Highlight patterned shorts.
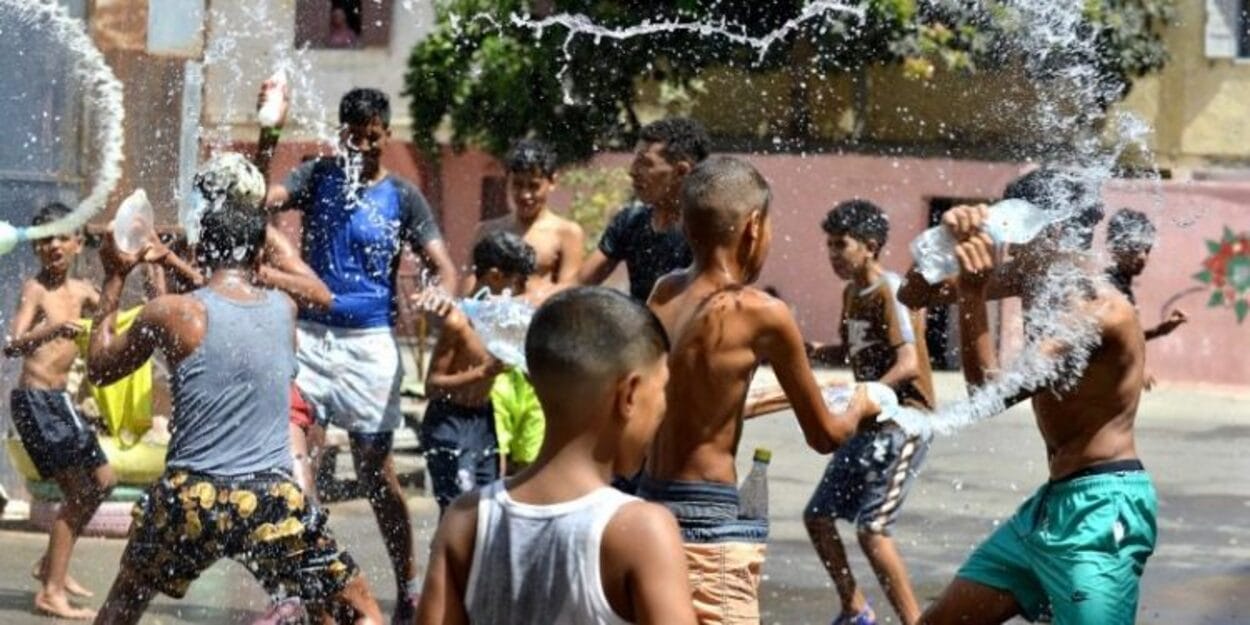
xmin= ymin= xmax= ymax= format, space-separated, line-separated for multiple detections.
xmin=122 ymin=471 xmax=359 ymax=601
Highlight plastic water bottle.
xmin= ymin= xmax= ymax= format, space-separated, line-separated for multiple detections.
xmin=738 ymin=448 xmax=771 ymax=520
xmin=822 ymin=382 xmax=899 ymax=416
xmin=257 ymin=69 xmax=288 ymax=128
xmin=112 ymin=189 xmax=155 ymax=254
xmin=910 ymin=199 xmax=1054 ymax=284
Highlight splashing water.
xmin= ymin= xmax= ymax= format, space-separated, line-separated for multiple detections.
xmin=459 ymin=292 xmax=536 ymax=372
xmin=0 ymin=0 xmax=124 ymax=255
xmin=504 ymin=2 xmax=1163 ymax=436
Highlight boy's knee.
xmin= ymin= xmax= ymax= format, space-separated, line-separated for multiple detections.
xmin=803 ymin=511 xmax=835 ymax=534
xmin=856 ymin=525 xmax=889 ymax=546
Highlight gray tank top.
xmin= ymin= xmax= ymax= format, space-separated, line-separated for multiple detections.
xmin=167 ymin=287 xmax=296 ymax=476
xmin=465 ymin=481 xmax=636 ymax=625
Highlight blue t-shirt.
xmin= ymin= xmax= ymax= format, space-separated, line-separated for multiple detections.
xmin=598 ymin=201 xmax=692 ymax=302
xmin=285 ymin=159 xmax=443 ymax=328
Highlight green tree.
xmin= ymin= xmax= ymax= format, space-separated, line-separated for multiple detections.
xmin=404 ymin=0 xmax=1174 ymax=162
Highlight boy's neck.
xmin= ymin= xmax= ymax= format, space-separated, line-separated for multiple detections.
xmin=691 ymin=248 xmax=749 ymax=287
xmin=510 ymin=427 xmax=616 ymax=503
xmin=515 ymin=206 xmax=548 ymax=228
xmin=36 ymin=267 xmax=69 ymax=288
xmin=851 ymin=261 xmax=883 ymax=290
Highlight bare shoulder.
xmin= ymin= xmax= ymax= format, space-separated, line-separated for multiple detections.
xmin=1088 ymin=285 xmax=1142 ymax=345
xmin=602 ymin=500 xmax=682 ymax=555
xmin=554 ymin=213 xmax=585 ymax=237
xmin=740 ymin=286 xmax=795 ymax=325
xmin=647 ymin=270 xmax=691 ymax=307
xmin=19 ymin=278 xmax=46 ymax=302
xmin=140 ymin=293 xmax=201 ymax=325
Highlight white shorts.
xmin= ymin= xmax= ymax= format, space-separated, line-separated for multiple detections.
xmin=295 ymin=321 xmax=404 ymax=434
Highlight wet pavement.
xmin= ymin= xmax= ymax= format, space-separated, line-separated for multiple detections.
xmin=0 ymin=372 xmax=1246 ymax=624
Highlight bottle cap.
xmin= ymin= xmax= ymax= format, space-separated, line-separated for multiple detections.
xmin=753 ymin=448 xmax=772 ymax=463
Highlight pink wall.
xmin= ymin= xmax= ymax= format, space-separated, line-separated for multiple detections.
xmin=265 ymin=143 xmax=1247 ymax=388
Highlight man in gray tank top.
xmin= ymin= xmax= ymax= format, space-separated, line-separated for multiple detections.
xmin=86 ymin=176 xmax=383 ymax=624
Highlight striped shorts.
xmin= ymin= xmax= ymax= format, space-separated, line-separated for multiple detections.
xmin=805 ymin=426 xmax=929 ymax=535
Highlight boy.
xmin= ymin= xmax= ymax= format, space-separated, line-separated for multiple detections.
xmin=578 ymin=118 xmax=709 ymax=302
xmin=4 ymin=202 xmax=113 ymax=620
xmin=262 ymin=87 xmax=457 ymax=617
xmin=416 ymin=287 xmax=697 ymax=625
xmin=87 ymin=173 xmax=382 ymax=624
xmin=470 ymin=139 xmax=585 ymax=297
xmin=804 ymin=200 xmax=934 ymax=625
xmin=1105 ymin=208 xmax=1187 ymax=340
xmin=642 ymin=156 xmax=878 ymax=624
xmin=913 ymin=169 xmax=1156 ymax=625
xmin=420 ymin=231 xmax=536 ymax=512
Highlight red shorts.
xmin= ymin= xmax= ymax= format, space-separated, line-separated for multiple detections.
xmin=289 ymin=385 xmax=314 ymax=429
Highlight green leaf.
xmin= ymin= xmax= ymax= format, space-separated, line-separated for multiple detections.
xmin=1208 ymin=290 xmax=1225 ymax=307
xmin=1237 ymin=300 xmax=1249 ymax=323
xmin=1224 ymin=226 xmax=1236 ymax=243
xmin=1206 ymin=239 xmax=1223 ymax=255
xmin=1194 ymin=270 xmax=1212 ymax=284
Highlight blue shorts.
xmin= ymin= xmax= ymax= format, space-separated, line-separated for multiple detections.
xmin=10 ymin=389 xmax=108 ymax=479
xmin=638 ymin=475 xmax=768 ymax=544
xmin=805 ymin=426 xmax=929 ymax=534
xmin=419 ymin=399 xmax=498 ymax=512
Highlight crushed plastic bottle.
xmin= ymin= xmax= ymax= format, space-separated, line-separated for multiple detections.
xmin=112 ymin=189 xmax=154 ymax=254
xmin=458 ymin=292 xmax=535 ymax=372
xmin=910 ymin=199 xmax=1056 ymax=284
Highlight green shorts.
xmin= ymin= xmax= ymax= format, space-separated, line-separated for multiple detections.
xmin=957 ymin=462 xmax=1156 ymax=624
xmin=490 ymin=368 xmax=545 ymax=465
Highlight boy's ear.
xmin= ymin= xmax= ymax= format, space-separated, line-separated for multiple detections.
xmin=614 ymin=371 xmax=644 ymax=424
xmin=866 ymin=239 xmax=881 ymax=257
xmin=673 ymin=160 xmax=693 ymax=178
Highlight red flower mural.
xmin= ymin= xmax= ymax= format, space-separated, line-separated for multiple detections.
xmin=1194 ymin=227 xmax=1250 ymax=323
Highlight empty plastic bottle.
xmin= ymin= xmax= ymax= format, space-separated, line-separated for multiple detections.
xmin=738 ymin=448 xmax=771 ymax=520
xmin=112 ymin=189 xmax=154 ymax=254
xmin=910 ymin=198 xmax=1055 ymax=284
xmin=257 ymin=69 xmax=288 ymax=128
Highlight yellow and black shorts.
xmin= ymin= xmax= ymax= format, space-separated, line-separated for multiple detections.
xmin=122 ymin=470 xmax=358 ymax=602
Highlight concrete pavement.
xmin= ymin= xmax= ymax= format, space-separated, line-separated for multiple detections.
xmin=0 ymin=372 xmax=1245 ymax=624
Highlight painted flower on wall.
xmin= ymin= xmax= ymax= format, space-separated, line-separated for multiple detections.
xmin=1194 ymin=227 xmax=1250 ymax=323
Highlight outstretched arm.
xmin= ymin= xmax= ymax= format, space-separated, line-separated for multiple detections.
xmin=576 ymin=249 xmax=619 ymax=286
xmin=1144 ymin=309 xmax=1187 ymax=341
xmin=756 ymin=301 xmax=876 ymax=453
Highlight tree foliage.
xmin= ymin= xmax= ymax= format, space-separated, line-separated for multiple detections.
xmin=404 ymin=0 xmax=1175 ymax=162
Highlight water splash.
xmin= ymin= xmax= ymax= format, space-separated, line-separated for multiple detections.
xmin=459 ymin=291 xmax=535 ymax=372
xmin=0 ymin=0 xmax=124 ymax=254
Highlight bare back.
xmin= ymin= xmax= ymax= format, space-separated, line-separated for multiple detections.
xmin=1026 ymin=284 xmax=1145 ymax=478
xmin=646 ymin=272 xmax=777 ymax=485
xmin=426 ymin=310 xmax=497 ymax=407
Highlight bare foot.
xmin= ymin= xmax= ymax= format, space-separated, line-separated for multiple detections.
xmin=31 ymin=560 xmax=94 ymax=598
xmin=33 ymin=590 xmax=96 ymax=620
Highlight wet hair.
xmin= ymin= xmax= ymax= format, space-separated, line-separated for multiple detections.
xmin=31 ymin=202 xmax=73 ymax=228
xmin=196 ymin=207 xmax=266 ymax=269
xmin=821 ymin=200 xmax=889 ymax=258
xmin=1106 ymin=208 xmax=1155 ymax=253
xmin=526 ymin=287 xmax=670 ymax=396
xmin=639 ymin=117 xmax=711 ymax=165
xmin=681 ymin=155 xmax=771 ymax=246
xmin=472 ymin=230 xmax=537 ymax=278
xmin=339 ymin=88 xmax=390 ymax=127
xmin=1003 ymin=168 xmax=1104 ymax=249
xmin=505 ymin=139 xmax=558 ymax=178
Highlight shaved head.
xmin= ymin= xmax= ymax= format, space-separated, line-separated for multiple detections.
xmin=681 ymin=155 xmax=771 ymax=248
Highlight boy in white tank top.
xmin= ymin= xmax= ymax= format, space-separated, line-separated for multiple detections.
xmin=416 ymin=287 xmax=697 ymax=625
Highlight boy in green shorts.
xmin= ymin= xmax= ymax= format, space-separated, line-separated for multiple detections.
xmin=908 ymin=169 xmax=1156 ymax=625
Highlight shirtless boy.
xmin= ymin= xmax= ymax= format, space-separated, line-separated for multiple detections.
xmin=470 ymin=139 xmax=584 ymax=298
xmin=88 ymin=194 xmax=381 ymax=624
xmin=907 ymin=169 xmax=1156 ymax=625
xmin=3 ymin=203 xmax=113 ymax=619
xmin=417 ymin=231 xmax=536 ymax=512
xmin=642 ymin=156 xmax=877 ymax=623
xmin=417 ymin=287 xmax=696 ymax=625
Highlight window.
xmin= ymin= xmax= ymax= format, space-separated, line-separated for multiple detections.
xmin=295 ymin=0 xmax=393 ymax=50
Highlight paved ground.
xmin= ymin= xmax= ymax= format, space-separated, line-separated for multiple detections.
xmin=0 ymin=372 xmax=1246 ymax=624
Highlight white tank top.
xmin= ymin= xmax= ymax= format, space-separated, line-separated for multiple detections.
xmin=465 ymin=480 xmax=636 ymax=625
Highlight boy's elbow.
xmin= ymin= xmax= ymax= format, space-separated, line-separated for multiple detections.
xmin=805 ymin=432 xmax=837 ymax=455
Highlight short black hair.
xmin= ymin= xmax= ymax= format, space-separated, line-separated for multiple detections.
xmin=473 ymin=230 xmax=537 ymax=278
xmin=681 ymin=155 xmax=771 ymax=246
xmin=505 ymin=139 xmax=557 ymax=178
xmin=1003 ymin=168 xmax=1104 ymax=249
xmin=821 ymin=200 xmax=889 ymax=258
xmin=526 ymin=287 xmax=670 ymax=394
xmin=1107 ymin=208 xmax=1156 ymax=252
xmin=32 ymin=202 xmax=73 ymax=228
xmin=339 ymin=88 xmax=390 ymax=127
xmin=639 ymin=117 xmax=710 ymax=165
xmin=196 ymin=207 xmax=266 ymax=269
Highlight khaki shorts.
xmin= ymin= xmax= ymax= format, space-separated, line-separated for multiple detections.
xmin=683 ymin=542 xmax=767 ymax=625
